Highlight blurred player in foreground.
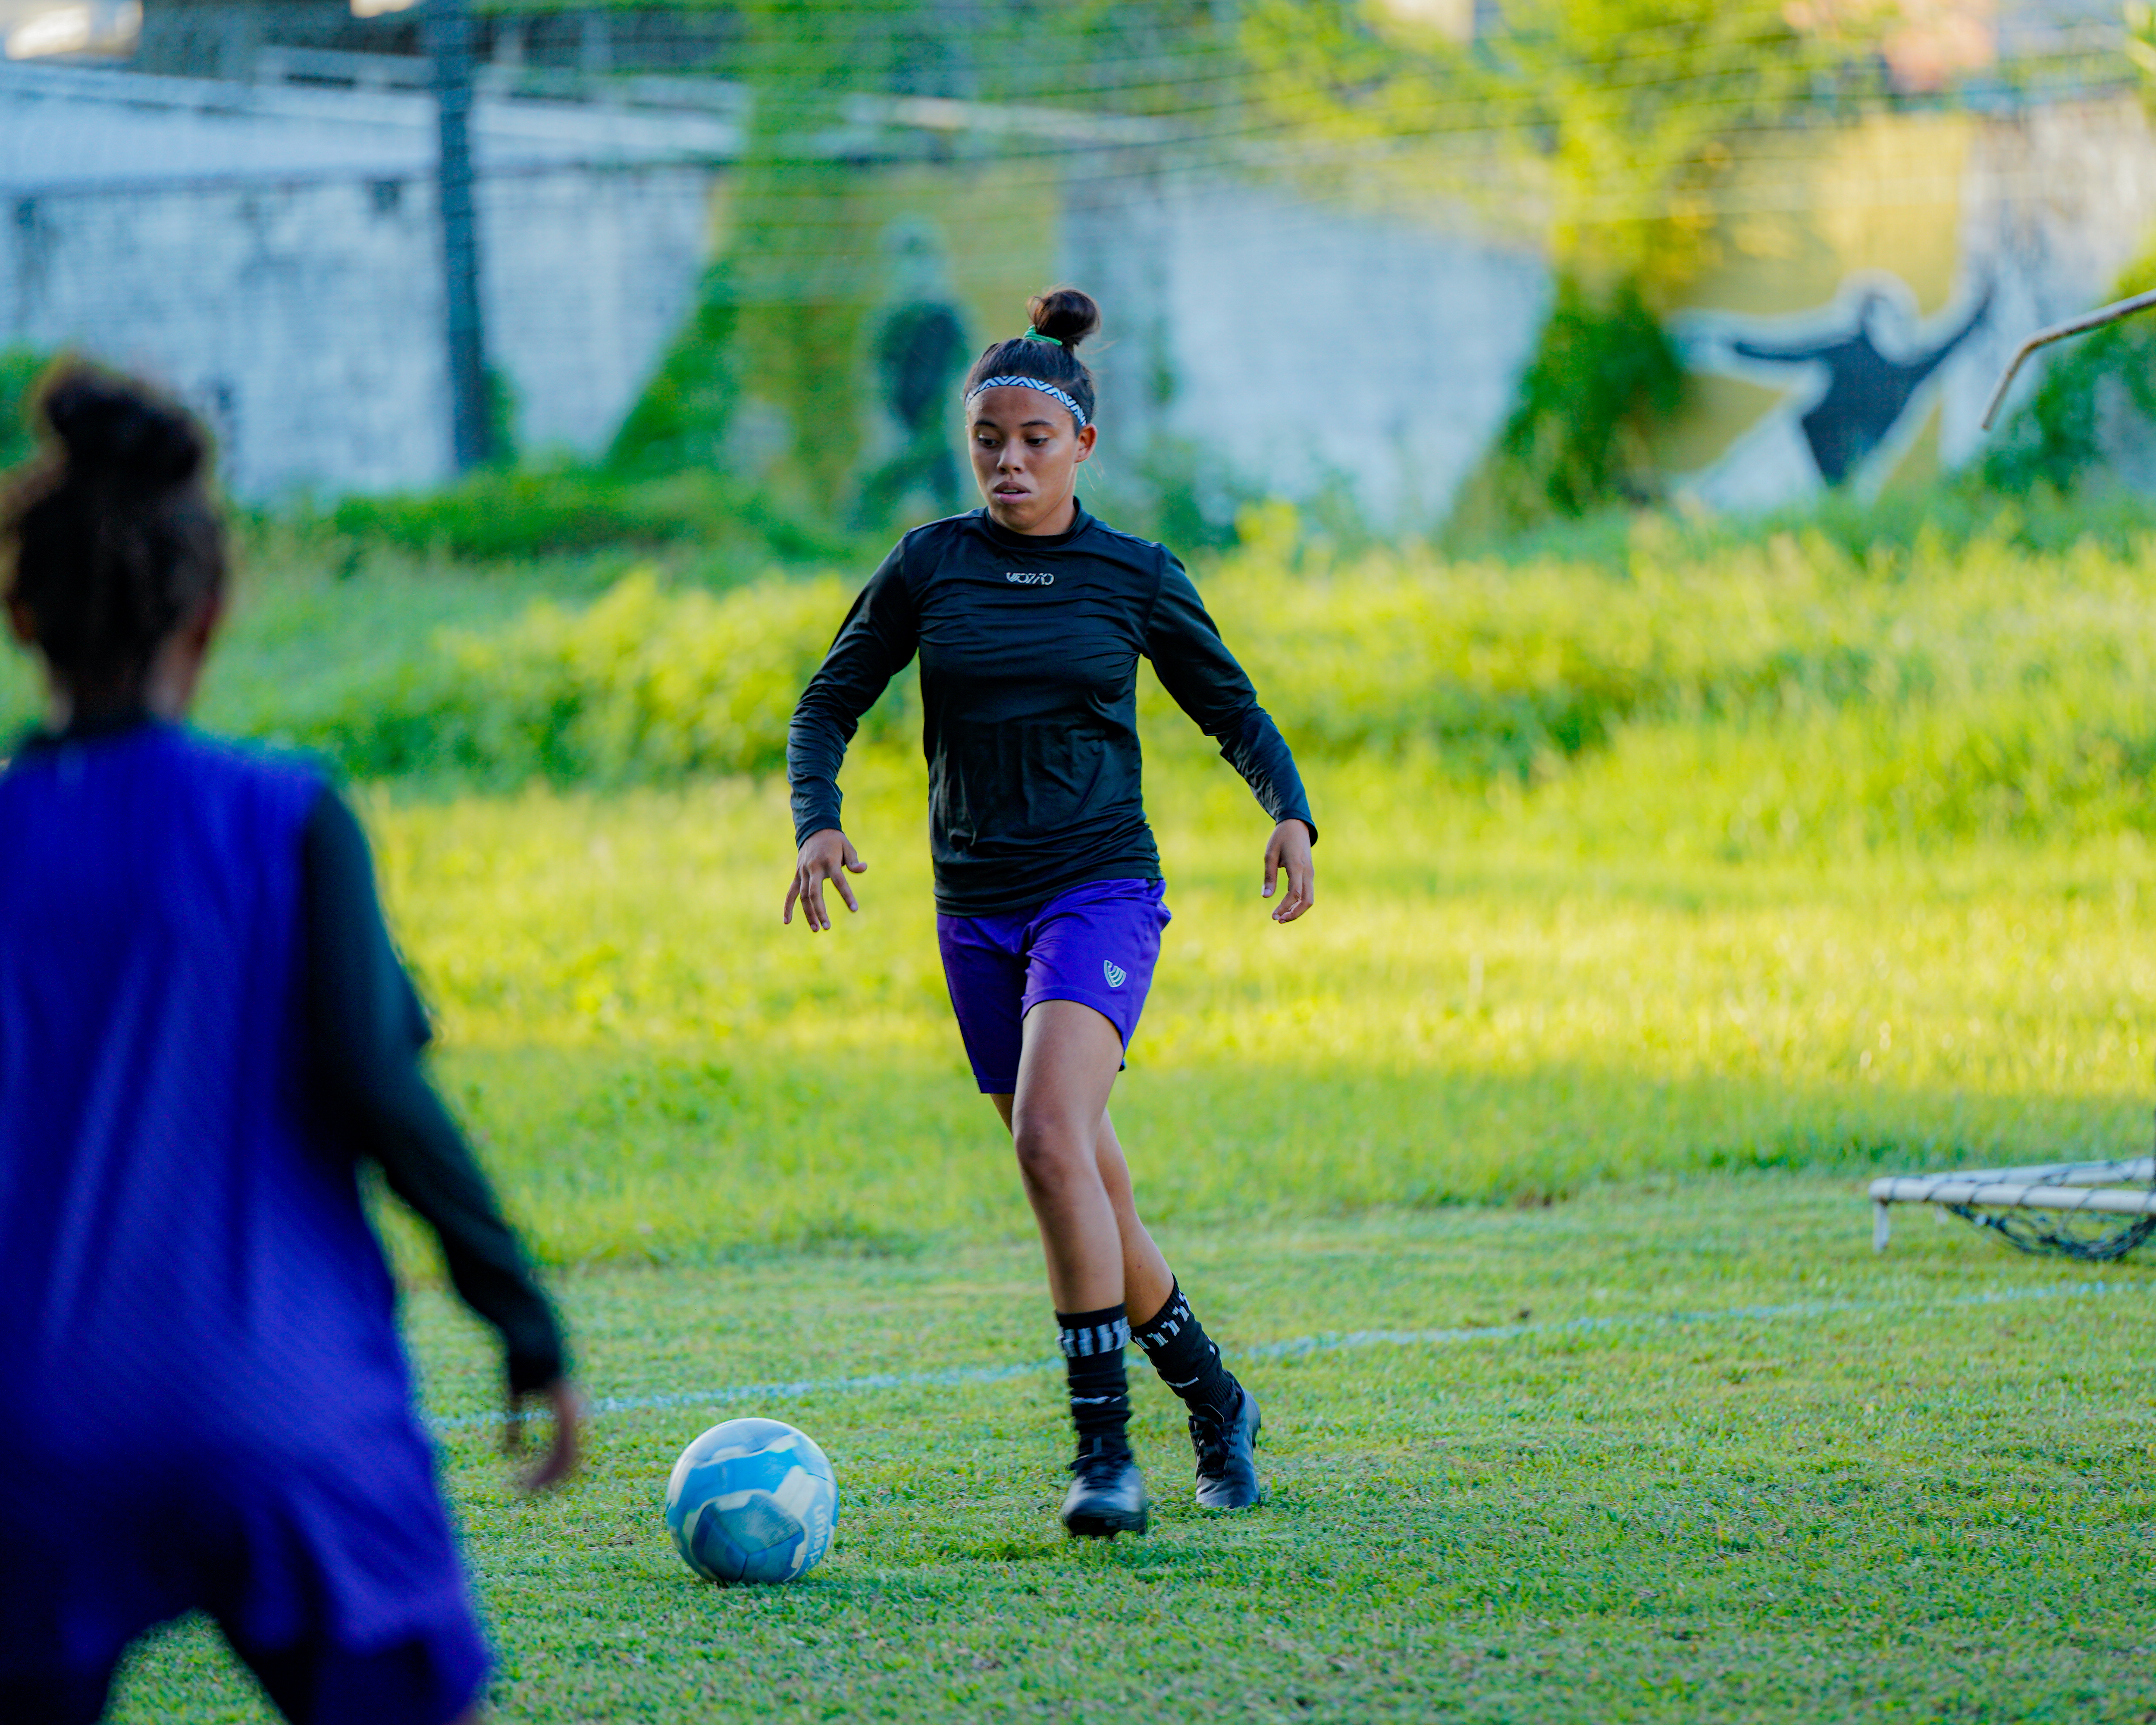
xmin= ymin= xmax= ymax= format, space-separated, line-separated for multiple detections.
xmin=0 ymin=366 xmax=579 ymax=1725
xmin=785 ymin=287 xmax=1317 ymax=1538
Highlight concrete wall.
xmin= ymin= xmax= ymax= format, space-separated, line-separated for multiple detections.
xmin=10 ymin=176 xmax=456 ymax=494
xmin=12 ymin=56 xmax=2156 ymax=518
xmin=0 ymin=61 xmax=721 ymax=497
xmin=0 ymin=60 xmax=1551 ymax=522
xmin=1066 ymin=172 xmax=1549 ymax=527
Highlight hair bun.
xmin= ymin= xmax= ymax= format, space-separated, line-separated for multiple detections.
xmin=1027 ymin=286 xmax=1101 ymax=351
xmin=41 ymin=367 xmax=205 ymax=488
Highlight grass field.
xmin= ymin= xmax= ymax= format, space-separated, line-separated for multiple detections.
xmin=329 ymin=749 xmax=2156 ymax=1264
xmin=89 ymin=749 xmax=2156 ymax=1723
xmin=107 ymin=1186 xmax=2156 ymax=1722
xmin=27 ymin=506 xmax=2156 ymax=1719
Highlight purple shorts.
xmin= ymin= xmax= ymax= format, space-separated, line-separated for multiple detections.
xmin=937 ymin=878 xmax=1172 ymax=1094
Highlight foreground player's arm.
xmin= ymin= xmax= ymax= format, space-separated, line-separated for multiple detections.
xmin=301 ymin=788 xmax=577 ymax=1484
xmin=1144 ymin=557 xmax=1318 ymax=922
xmin=783 ymin=542 xmax=919 ymax=930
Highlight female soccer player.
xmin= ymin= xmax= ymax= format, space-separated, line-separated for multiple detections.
xmin=0 ymin=367 xmax=578 ymax=1725
xmin=784 ymin=288 xmax=1316 ymax=1538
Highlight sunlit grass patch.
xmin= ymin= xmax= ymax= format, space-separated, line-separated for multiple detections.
xmin=337 ymin=751 xmax=2156 ymax=1267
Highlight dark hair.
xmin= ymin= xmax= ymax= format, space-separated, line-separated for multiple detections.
xmin=3 ymin=363 xmax=225 ymax=689
xmin=962 ymin=286 xmax=1102 ymax=427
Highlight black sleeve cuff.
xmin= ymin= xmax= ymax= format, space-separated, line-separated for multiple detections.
xmin=506 ymin=1329 xmax=567 ymax=1396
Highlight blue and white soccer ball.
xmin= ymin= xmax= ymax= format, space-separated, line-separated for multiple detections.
xmin=664 ymin=1417 xmax=838 ymax=1586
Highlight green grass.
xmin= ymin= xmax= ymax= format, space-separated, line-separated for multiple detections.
xmin=27 ymin=496 xmax=2156 ymax=839
xmin=23 ymin=503 xmax=2156 ymax=1718
xmin=329 ymin=750 xmax=2156 ymax=1264
xmin=103 ymin=1185 xmax=2156 ymax=1722
xmin=88 ymin=744 xmax=2156 ymax=1718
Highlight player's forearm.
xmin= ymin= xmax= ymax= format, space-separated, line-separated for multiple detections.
xmin=784 ymin=718 xmax=849 ymax=847
xmin=1217 ymin=708 xmax=1317 ymax=841
xmin=302 ymin=786 xmax=565 ymax=1391
xmin=367 ymin=1081 xmax=566 ymax=1394
xmin=786 ymin=662 xmax=884 ymax=846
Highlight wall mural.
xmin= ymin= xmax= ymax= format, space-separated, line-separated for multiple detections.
xmin=1672 ymin=273 xmax=1993 ymax=510
xmin=856 ymin=221 xmax=972 ymax=523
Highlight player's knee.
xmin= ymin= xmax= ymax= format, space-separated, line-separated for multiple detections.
xmin=1010 ymin=1113 xmax=1091 ymax=1191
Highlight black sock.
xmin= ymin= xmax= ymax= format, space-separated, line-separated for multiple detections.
xmin=1131 ymin=1280 xmax=1241 ymax=1424
xmin=1055 ymin=1304 xmax=1132 ymax=1455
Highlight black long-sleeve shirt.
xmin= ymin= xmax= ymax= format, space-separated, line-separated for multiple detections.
xmin=300 ymin=788 xmax=565 ymax=1394
xmin=787 ymin=505 xmax=1316 ymax=916
xmin=15 ymin=715 xmax=565 ymax=1393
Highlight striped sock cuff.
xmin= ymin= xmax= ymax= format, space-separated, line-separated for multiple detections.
xmin=1056 ymin=1305 xmax=1132 ymax=1359
xmin=1132 ymin=1283 xmax=1195 ymax=1354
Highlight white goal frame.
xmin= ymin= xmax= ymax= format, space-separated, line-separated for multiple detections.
xmin=1869 ymin=1157 xmax=2156 ymax=1251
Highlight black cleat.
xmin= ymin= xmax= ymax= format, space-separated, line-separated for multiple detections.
xmin=1060 ymin=1439 xmax=1150 ymax=1538
xmin=1191 ymin=1385 xmax=1265 ymax=1511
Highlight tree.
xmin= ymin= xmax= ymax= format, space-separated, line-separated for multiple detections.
xmin=1242 ymin=0 xmax=1886 ymax=525
xmin=1241 ymin=0 xmax=1877 ymax=294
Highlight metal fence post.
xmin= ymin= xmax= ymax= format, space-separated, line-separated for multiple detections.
xmin=426 ymin=0 xmax=491 ymax=472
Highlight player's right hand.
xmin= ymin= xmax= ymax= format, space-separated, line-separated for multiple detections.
xmin=784 ymin=828 xmax=866 ymax=932
xmin=507 ymin=1378 xmax=583 ymax=1493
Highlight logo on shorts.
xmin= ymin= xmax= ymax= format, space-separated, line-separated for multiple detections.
xmin=1006 ymin=571 xmax=1055 ymax=585
xmin=1103 ymin=960 xmax=1127 ymax=988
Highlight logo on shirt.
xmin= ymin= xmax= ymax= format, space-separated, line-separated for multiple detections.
xmin=1103 ymin=960 xmax=1127 ymax=988
xmin=1006 ymin=571 xmax=1056 ymax=586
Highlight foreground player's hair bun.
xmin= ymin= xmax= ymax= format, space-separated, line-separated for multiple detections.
xmin=963 ymin=284 xmax=1104 ymax=427
xmin=4 ymin=363 xmax=226 ymax=685
xmin=1026 ymin=287 xmax=1102 ymax=351
xmin=43 ymin=369 xmax=207 ymax=490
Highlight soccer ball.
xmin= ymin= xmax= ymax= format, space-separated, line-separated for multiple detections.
xmin=664 ymin=1417 xmax=838 ymax=1585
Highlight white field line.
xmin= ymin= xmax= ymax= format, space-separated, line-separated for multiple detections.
xmin=433 ymin=1276 xmax=2156 ymax=1432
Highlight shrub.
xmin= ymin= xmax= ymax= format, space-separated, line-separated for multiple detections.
xmin=1449 ymin=275 xmax=1685 ymax=536
xmin=300 ymin=569 xmax=914 ymax=784
xmin=91 ymin=499 xmax=2156 ymax=865
xmin=0 ymin=345 xmax=51 ymax=469
xmin=1982 ymin=248 xmax=2156 ymax=497
xmin=322 ymin=467 xmax=865 ymax=568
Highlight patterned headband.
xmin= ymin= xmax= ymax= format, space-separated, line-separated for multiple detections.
xmin=964 ymin=374 xmax=1089 ymax=430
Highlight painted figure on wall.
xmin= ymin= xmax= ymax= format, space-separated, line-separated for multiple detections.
xmin=1727 ymin=284 xmax=1992 ymax=485
xmin=1676 ymin=274 xmax=1992 ymax=508
xmin=858 ymin=223 xmax=970 ymax=523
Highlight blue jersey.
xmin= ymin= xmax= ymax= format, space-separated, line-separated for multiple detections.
xmin=0 ymin=722 xmax=484 ymax=1713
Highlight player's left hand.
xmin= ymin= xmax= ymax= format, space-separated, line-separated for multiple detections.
xmin=1262 ymin=819 xmax=1315 ymax=923
xmin=505 ymin=1377 xmax=583 ymax=1493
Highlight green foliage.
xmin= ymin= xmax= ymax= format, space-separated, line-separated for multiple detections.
xmin=1451 ymin=275 xmax=1685 ymax=532
xmin=0 ymin=345 xmax=51 ymax=470
xmin=18 ymin=497 xmax=2156 ymax=870
xmin=1242 ymin=0 xmax=1874 ymax=290
xmin=1446 ymin=471 xmax=2156 ymax=569
xmin=611 ymin=261 xmax=743 ymax=476
xmin=1981 ymin=248 xmax=2156 ymax=496
xmin=1201 ymin=511 xmax=2156 ymax=850
xmin=286 ymin=569 xmax=913 ymax=784
xmin=318 ymin=466 xmax=861 ymax=568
